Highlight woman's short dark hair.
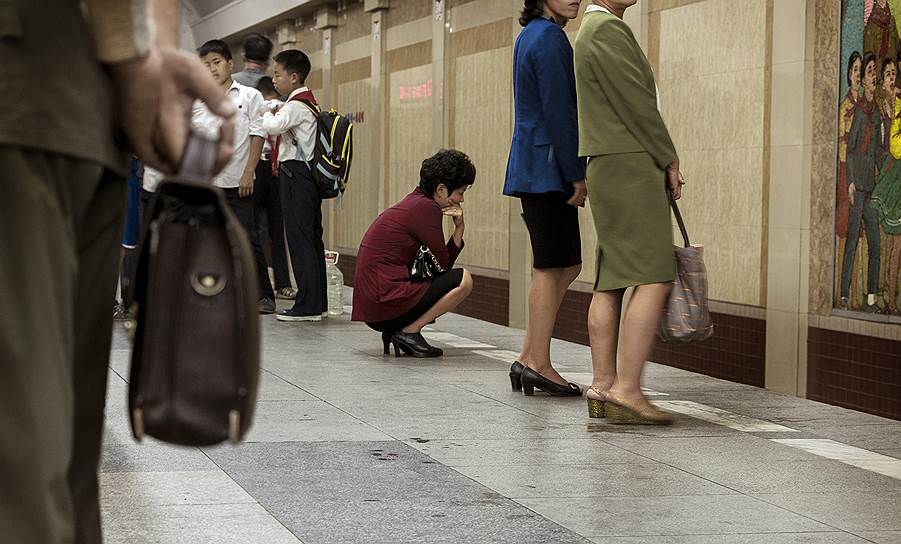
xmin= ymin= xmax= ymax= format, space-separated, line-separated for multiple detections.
xmin=419 ymin=149 xmax=476 ymax=198
xmin=520 ymin=0 xmax=546 ymax=27
xmin=243 ymin=34 xmax=273 ymax=63
xmin=847 ymin=51 xmax=862 ymax=86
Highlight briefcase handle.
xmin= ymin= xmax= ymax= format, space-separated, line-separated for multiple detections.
xmin=177 ymin=129 xmax=218 ymax=184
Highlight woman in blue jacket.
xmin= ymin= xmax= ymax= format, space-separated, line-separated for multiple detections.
xmin=504 ymin=0 xmax=585 ymax=397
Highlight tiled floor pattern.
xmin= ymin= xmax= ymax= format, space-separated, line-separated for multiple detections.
xmin=101 ymin=293 xmax=901 ymax=543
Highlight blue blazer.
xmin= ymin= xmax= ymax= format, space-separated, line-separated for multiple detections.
xmin=503 ymin=18 xmax=585 ymax=196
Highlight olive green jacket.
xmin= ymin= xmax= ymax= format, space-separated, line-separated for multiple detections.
xmin=574 ymin=11 xmax=677 ymax=169
xmin=0 ymin=0 xmax=126 ymax=173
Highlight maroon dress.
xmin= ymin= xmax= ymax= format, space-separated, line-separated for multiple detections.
xmin=352 ymin=188 xmax=463 ymax=323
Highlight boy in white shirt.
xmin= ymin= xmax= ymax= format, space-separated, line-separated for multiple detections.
xmin=262 ymin=49 xmax=326 ymax=322
xmin=197 ymin=40 xmax=277 ymax=314
xmin=253 ymin=77 xmax=295 ymax=301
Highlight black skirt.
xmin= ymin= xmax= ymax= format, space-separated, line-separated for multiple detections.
xmin=366 ymin=268 xmax=465 ymax=333
xmin=520 ymin=191 xmax=582 ymax=269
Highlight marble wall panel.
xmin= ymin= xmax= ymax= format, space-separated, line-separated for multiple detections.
xmin=387 ymin=0 xmax=432 ymax=28
xmin=387 ymin=64 xmax=434 ymax=209
xmin=448 ymin=47 xmax=513 ymax=271
xmin=808 ymin=0 xmax=840 ymax=316
xmin=335 ymin=1 xmax=371 ymax=43
xmin=654 ymin=0 xmax=769 ymax=306
xmin=334 ymin=78 xmax=375 ymax=251
xmin=656 ymin=0 xmax=767 ymax=83
xmin=296 ymin=19 xmax=322 ymax=55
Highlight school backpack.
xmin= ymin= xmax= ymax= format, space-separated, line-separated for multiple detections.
xmin=290 ymin=96 xmax=353 ymax=199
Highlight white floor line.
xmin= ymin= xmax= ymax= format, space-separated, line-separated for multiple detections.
xmin=421 ymin=331 xmax=496 ymax=349
xmin=772 ymin=438 xmax=901 ymax=480
xmin=653 ymin=400 xmax=801 ymax=433
xmin=471 ymin=349 xmax=520 ymax=364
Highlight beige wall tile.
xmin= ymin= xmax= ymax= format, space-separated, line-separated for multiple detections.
xmin=448 ymin=0 xmax=512 ymax=34
xmin=769 ymin=145 xmax=807 ymax=230
xmin=386 ymin=17 xmax=432 ymax=51
xmin=653 ymin=0 xmax=769 ymax=306
xmin=449 ymin=47 xmax=513 ymax=271
xmin=770 ymin=61 xmax=814 ymax=147
xmin=387 ymin=65 xmax=434 ymax=209
xmin=656 ymin=0 xmax=766 ymax=82
xmin=765 ymin=308 xmax=801 ymax=393
xmin=767 ymin=226 xmax=803 ymax=313
xmin=335 ymin=35 xmax=371 ymax=65
xmin=334 ymin=79 xmax=376 ymax=251
xmin=771 ymin=0 xmax=808 ymax=65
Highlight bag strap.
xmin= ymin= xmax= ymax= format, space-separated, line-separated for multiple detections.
xmin=176 ymin=129 xmax=218 ymax=185
xmin=667 ymin=188 xmax=691 ymax=248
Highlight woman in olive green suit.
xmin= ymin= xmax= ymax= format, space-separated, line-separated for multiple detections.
xmin=574 ymin=0 xmax=685 ymax=424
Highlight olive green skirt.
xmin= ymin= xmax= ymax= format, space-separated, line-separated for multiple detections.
xmin=586 ymin=152 xmax=675 ymax=291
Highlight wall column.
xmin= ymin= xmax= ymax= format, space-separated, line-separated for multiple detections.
xmin=366 ymin=1 xmax=389 ymax=222
xmin=432 ymin=0 xmax=447 ymax=150
xmin=317 ymin=9 xmax=336 ymax=248
xmin=507 ymin=0 xmax=530 ymax=330
xmin=764 ymin=0 xmax=815 ymax=395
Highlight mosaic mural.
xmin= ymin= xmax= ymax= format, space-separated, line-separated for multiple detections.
xmin=836 ymin=0 xmax=901 ymax=315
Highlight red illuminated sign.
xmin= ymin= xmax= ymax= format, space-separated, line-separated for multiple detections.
xmin=399 ymin=79 xmax=433 ymax=102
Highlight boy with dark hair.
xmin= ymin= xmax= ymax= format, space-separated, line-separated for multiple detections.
xmin=254 ymin=76 xmax=296 ymax=300
xmin=233 ymin=33 xmax=273 ymax=88
xmin=197 ymin=39 xmax=278 ymax=314
xmin=262 ymin=49 xmax=326 ymax=321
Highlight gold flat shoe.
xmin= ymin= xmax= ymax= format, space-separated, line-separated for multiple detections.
xmin=586 ymin=387 xmax=609 ymax=419
xmin=604 ymin=393 xmax=673 ymax=425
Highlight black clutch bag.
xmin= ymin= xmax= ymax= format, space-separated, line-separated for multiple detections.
xmin=409 ymin=245 xmax=445 ymax=280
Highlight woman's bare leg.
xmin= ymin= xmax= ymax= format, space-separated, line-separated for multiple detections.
xmin=518 ymin=264 xmax=581 ymax=384
xmin=401 ymin=269 xmax=474 ymax=333
xmin=607 ymin=282 xmax=671 ymax=403
xmin=587 ymin=289 xmax=624 ymax=391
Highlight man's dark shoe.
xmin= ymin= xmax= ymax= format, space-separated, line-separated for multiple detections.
xmin=259 ymin=298 xmax=276 ymax=314
xmin=276 ymin=308 xmax=322 ymax=322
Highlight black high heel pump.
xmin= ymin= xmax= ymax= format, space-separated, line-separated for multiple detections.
xmin=519 ymin=366 xmax=581 ymax=397
xmin=388 ymin=331 xmax=443 ymax=358
xmin=509 ymin=361 xmax=525 ymax=391
xmin=382 ymin=332 xmax=393 ymax=355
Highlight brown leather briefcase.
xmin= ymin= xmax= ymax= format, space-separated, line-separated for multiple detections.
xmin=128 ymin=132 xmax=260 ymax=446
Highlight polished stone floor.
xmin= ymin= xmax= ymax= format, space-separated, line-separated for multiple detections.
xmin=102 ymin=292 xmax=901 ymax=543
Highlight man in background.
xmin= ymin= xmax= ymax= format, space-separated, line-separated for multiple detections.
xmin=0 ymin=1 xmax=234 ymax=542
xmin=233 ymin=33 xmax=274 ymax=88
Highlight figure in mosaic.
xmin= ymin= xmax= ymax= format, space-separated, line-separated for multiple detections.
xmin=865 ymin=0 xmax=898 ymax=58
xmin=837 ymin=51 xmax=862 ymax=296
xmin=872 ymin=56 xmax=901 ymax=313
xmin=836 ymin=1 xmax=901 ymax=315
xmin=842 ymin=52 xmax=884 ymax=312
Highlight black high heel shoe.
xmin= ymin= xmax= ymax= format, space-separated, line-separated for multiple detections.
xmin=382 ymin=332 xmax=393 ymax=355
xmin=509 ymin=362 xmax=524 ymax=391
xmin=390 ymin=331 xmax=443 ymax=358
xmin=519 ymin=366 xmax=582 ymax=397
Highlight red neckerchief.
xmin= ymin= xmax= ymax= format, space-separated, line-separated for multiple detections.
xmin=271 ymin=89 xmax=319 ymax=176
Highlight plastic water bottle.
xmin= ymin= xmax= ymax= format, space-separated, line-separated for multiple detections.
xmin=325 ymin=251 xmax=344 ymax=316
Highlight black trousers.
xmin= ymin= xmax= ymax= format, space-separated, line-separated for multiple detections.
xmin=841 ymin=190 xmax=881 ymax=298
xmin=224 ymin=188 xmax=275 ymax=300
xmin=280 ymin=161 xmax=327 ymax=314
xmin=253 ymin=160 xmax=291 ymax=290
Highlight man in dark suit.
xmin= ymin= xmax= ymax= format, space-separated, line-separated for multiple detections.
xmin=842 ymin=52 xmax=883 ymax=312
